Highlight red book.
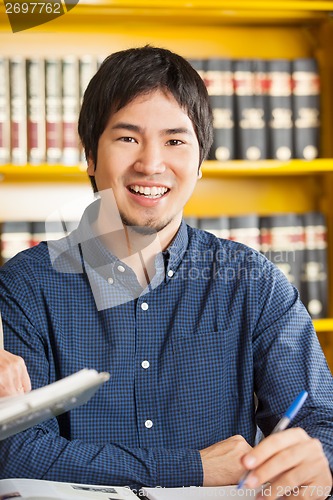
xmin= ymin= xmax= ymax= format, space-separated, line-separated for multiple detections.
xmin=26 ymin=58 xmax=46 ymax=165
xmin=267 ymin=59 xmax=293 ymax=160
xmin=292 ymin=58 xmax=320 ymax=160
xmin=9 ymin=57 xmax=27 ymax=165
xmin=45 ymin=58 xmax=62 ymax=164
xmin=62 ymin=56 xmax=80 ymax=165
xmin=0 ymin=57 xmax=10 ymax=165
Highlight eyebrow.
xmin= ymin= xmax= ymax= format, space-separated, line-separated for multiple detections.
xmin=111 ymin=122 xmax=193 ymax=136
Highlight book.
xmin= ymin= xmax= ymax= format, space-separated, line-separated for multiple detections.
xmin=62 ymin=56 xmax=80 ymax=165
xmin=0 ymin=482 xmax=258 ymax=500
xmin=229 ymin=214 xmax=260 ymax=251
xmin=0 ymin=221 xmax=32 ymax=263
xmin=9 ymin=57 xmax=27 ymax=165
xmin=79 ymin=55 xmax=97 ymax=165
xmin=267 ymin=59 xmax=293 ymax=160
xmin=260 ymin=213 xmax=305 ymax=293
xmin=198 ymin=216 xmax=230 ymax=239
xmin=0 ymin=368 xmax=110 ymax=440
xmin=292 ymin=58 xmax=320 ymax=160
xmin=188 ymin=57 xmax=206 ymax=82
xmin=205 ymin=58 xmax=235 ymax=161
xmin=0 ymin=478 xmax=137 ymax=500
xmin=26 ymin=58 xmax=46 ymax=165
xmin=300 ymin=212 xmax=328 ymax=319
xmin=234 ymin=59 xmax=267 ymax=161
xmin=0 ymin=57 xmax=10 ymax=164
xmin=45 ymin=58 xmax=63 ymax=164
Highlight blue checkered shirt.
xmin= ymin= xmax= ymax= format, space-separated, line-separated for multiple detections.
xmin=0 ymin=207 xmax=332 ymax=488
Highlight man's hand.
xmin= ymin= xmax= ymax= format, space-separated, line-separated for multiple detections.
xmin=0 ymin=349 xmax=31 ymax=397
xmin=200 ymin=435 xmax=253 ymax=486
xmin=241 ymin=428 xmax=332 ymax=499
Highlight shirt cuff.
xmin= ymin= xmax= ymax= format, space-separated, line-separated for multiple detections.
xmin=154 ymin=449 xmax=203 ymax=487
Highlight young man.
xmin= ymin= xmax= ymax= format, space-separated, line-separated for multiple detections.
xmin=0 ymin=46 xmax=332 ymax=497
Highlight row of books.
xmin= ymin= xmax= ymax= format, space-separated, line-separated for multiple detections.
xmin=189 ymin=57 xmax=320 ymax=161
xmin=0 ymin=55 xmax=320 ymax=166
xmin=184 ymin=211 xmax=328 ymax=319
xmin=0 ymin=220 xmax=77 ymax=264
xmin=0 ymin=212 xmax=328 ymax=319
xmin=0 ymin=55 xmax=104 ymax=166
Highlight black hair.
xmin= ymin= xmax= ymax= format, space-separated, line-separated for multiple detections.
xmin=78 ymin=45 xmax=213 ymax=192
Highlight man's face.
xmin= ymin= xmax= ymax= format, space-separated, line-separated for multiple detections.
xmin=87 ymin=89 xmax=201 ymax=234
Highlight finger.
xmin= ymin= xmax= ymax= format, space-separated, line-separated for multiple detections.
xmin=245 ymin=438 xmax=312 ymax=489
xmin=243 ymin=428 xmax=310 ymax=471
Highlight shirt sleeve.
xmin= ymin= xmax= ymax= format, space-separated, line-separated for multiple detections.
xmin=252 ymin=258 xmax=333 ymax=473
xmin=0 ymin=272 xmax=203 ymax=489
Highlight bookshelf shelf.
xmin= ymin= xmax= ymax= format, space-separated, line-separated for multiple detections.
xmin=1 ymin=1 xmax=333 ymax=33
xmin=1 ymin=159 xmax=333 ymax=184
xmin=313 ymin=318 xmax=333 ymax=333
xmin=0 ymin=165 xmax=88 ymax=183
xmin=202 ymin=159 xmax=333 ymax=177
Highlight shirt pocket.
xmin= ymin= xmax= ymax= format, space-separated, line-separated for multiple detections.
xmin=171 ymin=328 xmax=231 ymax=422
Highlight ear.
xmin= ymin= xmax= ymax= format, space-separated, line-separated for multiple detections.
xmin=87 ymin=154 xmax=95 ymax=176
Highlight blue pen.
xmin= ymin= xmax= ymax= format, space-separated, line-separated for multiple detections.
xmin=237 ymin=390 xmax=308 ymax=489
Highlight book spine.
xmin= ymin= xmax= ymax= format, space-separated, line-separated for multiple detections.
xmin=292 ymin=58 xmax=320 ymax=160
xmin=234 ymin=59 xmax=267 ymax=160
xmin=0 ymin=57 xmax=10 ymax=164
xmin=300 ymin=212 xmax=328 ymax=319
xmin=26 ymin=58 xmax=46 ymax=165
xmin=198 ymin=216 xmax=230 ymax=239
xmin=188 ymin=58 xmax=206 ymax=82
xmin=45 ymin=58 xmax=62 ymax=164
xmin=79 ymin=55 xmax=97 ymax=166
xmin=267 ymin=59 xmax=293 ymax=161
xmin=260 ymin=214 xmax=305 ymax=292
xmin=205 ymin=58 xmax=235 ymax=161
xmin=62 ymin=56 xmax=80 ymax=165
xmin=0 ymin=221 xmax=32 ymax=263
xmin=9 ymin=57 xmax=27 ymax=165
xmin=229 ymin=214 xmax=260 ymax=251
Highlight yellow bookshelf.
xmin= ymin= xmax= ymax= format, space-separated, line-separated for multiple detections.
xmin=0 ymin=0 xmax=333 ymax=365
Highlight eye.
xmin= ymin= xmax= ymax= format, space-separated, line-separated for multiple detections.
xmin=119 ymin=136 xmax=137 ymax=143
xmin=167 ymin=139 xmax=184 ymax=146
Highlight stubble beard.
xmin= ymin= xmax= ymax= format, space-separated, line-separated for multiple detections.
xmin=119 ymin=209 xmax=173 ymax=236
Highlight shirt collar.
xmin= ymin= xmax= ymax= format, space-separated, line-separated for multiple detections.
xmin=69 ymin=199 xmax=189 ymax=285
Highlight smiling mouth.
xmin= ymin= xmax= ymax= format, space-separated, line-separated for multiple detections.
xmin=128 ymin=185 xmax=170 ymax=199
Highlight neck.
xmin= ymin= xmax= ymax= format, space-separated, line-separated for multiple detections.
xmin=92 ymin=212 xmax=181 ymax=288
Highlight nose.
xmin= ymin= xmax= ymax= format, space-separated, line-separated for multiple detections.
xmin=133 ymin=143 xmax=166 ymax=175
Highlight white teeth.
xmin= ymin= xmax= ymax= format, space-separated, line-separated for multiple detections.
xmin=129 ymin=185 xmax=168 ymax=198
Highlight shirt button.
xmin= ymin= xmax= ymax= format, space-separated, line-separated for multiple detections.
xmin=145 ymin=420 xmax=153 ymax=429
xmin=167 ymin=269 xmax=174 ymax=277
xmin=117 ymin=265 xmax=125 ymax=273
xmin=107 ymin=277 xmax=114 ymax=285
xmin=141 ymin=360 xmax=150 ymax=369
xmin=141 ymin=302 xmax=149 ymax=311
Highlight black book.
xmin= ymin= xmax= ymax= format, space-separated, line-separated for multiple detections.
xmin=188 ymin=57 xmax=206 ymax=82
xmin=267 ymin=59 xmax=293 ymax=160
xmin=234 ymin=59 xmax=267 ymax=160
xmin=198 ymin=216 xmax=230 ymax=239
xmin=292 ymin=58 xmax=320 ymax=160
xmin=260 ymin=213 xmax=304 ymax=293
xmin=205 ymin=58 xmax=235 ymax=161
xmin=229 ymin=214 xmax=260 ymax=251
xmin=300 ymin=212 xmax=328 ymax=319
